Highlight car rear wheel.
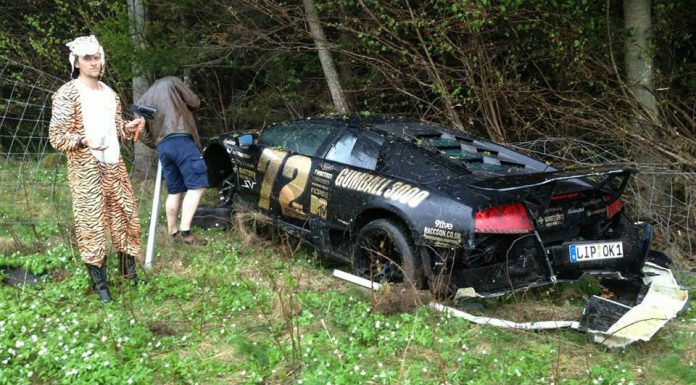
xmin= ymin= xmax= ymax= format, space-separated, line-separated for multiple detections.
xmin=352 ymin=219 xmax=424 ymax=288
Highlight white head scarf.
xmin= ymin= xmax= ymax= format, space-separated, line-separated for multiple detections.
xmin=66 ymin=35 xmax=105 ymax=79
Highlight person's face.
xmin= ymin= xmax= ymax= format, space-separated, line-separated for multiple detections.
xmin=75 ymin=54 xmax=102 ymax=78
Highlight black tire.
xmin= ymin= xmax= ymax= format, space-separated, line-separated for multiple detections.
xmin=610 ymin=213 xmax=643 ymax=273
xmin=352 ymin=219 xmax=424 ymax=288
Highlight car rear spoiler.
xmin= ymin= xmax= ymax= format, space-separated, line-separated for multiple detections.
xmin=469 ymin=166 xmax=634 ymax=218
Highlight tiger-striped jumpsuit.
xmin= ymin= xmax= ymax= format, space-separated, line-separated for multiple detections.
xmin=49 ymin=80 xmax=141 ymax=267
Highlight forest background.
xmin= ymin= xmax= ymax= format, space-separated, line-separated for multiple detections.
xmin=1 ymin=0 xmax=695 ymax=260
xmin=1 ymin=1 xmax=696 ymax=384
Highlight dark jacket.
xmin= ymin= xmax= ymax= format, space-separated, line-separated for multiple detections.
xmin=137 ymin=76 xmax=201 ymax=148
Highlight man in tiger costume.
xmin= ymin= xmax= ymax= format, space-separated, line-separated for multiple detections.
xmin=49 ymin=35 xmax=145 ymax=302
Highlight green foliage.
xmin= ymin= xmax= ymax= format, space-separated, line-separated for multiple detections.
xmin=0 ymin=173 xmax=694 ymax=384
xmin=3 ymin=0 xmax=694 ymax=154
xmin=39 ymin=153 xmax=66 ymax=169
xmin=1 ymin=244 xmax=71 ymax=275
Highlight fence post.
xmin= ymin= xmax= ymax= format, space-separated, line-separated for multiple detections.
xmin=145 ymin=160 xmax=162 ymax=268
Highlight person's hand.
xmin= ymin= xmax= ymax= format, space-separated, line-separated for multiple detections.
xmin=81 ymin=137 xmax=108 ymax=150
xmin=125 ymin=117 xmax=145 ymax=133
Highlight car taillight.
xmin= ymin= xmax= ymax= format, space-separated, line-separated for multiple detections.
xmin=474 ymin=203 xmax=533 ymax=234
xmin=604 ymin=195 xmax=623 ymax=218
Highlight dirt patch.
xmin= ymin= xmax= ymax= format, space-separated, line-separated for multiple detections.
xmin=196 ymin=341 xmax=245 ymax=366
xmin=486 ymin=300 xmax=583 ymax=322
xmin=50 ymin=268 xmax=69 ymax=282
xmin=148 ymin=320 xmax=181 ymax=336
xmin=0 ymin=236 xmax=19 ymax=256
xmin=295 ymin=265 xmax=345 ymax=293
xmin=373 ymin=284 xmax=433 ymax=315
xmin=233 ymin=208 xmax=274 ymax=247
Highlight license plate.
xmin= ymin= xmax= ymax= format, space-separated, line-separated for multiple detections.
xmin=569 ymin=241 xmax=623 ymax=263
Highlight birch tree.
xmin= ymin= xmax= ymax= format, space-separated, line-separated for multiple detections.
xmin=127 ymin=0 xmax=156 ymax=178
xmin=303 ymin=0 xmax=350 ymax=114
xmin=624 ymin=0 xmax=657 ymax=130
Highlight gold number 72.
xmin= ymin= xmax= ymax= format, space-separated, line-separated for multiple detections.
xmin=257 ymin=148 xmax=312 ymax=219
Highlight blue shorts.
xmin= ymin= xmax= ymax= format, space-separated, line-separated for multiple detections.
xmin=157 ymin=135 xmax=209 ymax=194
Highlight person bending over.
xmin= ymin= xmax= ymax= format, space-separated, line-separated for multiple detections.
xmin=137 ymin=76 xmax=208 ymax=245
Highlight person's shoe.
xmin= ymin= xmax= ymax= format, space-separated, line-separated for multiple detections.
xmin=117 ymin=252 xmax=139 ymax=286
xmin=86 ymin=262 xmax=111 ymax=302
xmin=173 ymin=230 xmax=208 ymax=245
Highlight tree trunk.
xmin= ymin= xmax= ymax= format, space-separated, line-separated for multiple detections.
xmin=127 ymin=0 xmax=156 ymax=179
xmin=336 ymin=3 xmax=356 ymax=110
xmin=624 ymin=0 xmax=657 ymax=130
xmin=303 ymin=0 xmax=350 ymax=114
xmin=623 ymin=0 xmax=665 ymax=220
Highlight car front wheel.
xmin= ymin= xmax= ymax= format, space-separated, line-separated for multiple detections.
xmin=352 ymin=219 xmax=424 ymax=288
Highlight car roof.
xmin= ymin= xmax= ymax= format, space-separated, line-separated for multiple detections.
xmin=292 ymin=115 xmax=448 ymax=134
xmin=268 ymin=115 xmax=549 ymax=174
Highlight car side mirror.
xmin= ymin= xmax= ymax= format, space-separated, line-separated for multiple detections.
xmin=236 ymin=134 xmax=255 ymax=148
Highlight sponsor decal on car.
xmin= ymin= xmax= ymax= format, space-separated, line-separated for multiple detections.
xmin=310 ymin=195 xmax=328 ymax=219
xmin=233 ymin=150 xmax=252 ymax=159
xmin=423 ymin=219 xmax=463 ymax=246
xmin=238 ymin=160 xmax=256 ymax=169
xmin=334 ymin=169 xmax=430 ymax=208
xmin=239 ymin=167 xmax=256 ymax=182
xmin=537 ymin=206 xmax=565 ymax=227
xmin=310 ymin=169 xmax=333 ymax=219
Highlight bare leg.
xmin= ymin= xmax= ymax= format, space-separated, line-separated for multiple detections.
xmin=166 ymin=193 xmax=182 ymax=235
xmin=179 ymin=188 xmax=205 ymax=232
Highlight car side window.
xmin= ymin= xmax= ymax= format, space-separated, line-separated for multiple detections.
xmin=325 ymin=131 xmax=384 ymax=170
xmin=259 ymin=123 xmax=340 ymax=156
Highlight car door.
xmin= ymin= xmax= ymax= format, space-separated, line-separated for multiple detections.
xmin=254 ymin=121 xmax=343 ymax=227
xmin=316 ymin=129 xmax=386 ymax=231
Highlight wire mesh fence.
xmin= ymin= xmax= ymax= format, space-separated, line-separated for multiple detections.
xmin=0 ymin=56 xmax=163 ymax=257
xmin=1 ymin=55 xmax=694 ymax=266
xmin=509 ymin=138 xmax=695 ymax=263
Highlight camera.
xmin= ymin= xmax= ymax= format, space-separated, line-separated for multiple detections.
xmin=130 ymin=104 xmax=157 ymax=120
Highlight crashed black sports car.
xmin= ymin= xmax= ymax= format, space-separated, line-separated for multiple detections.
xmin=203 ymin=116 xmax=658 ymax=297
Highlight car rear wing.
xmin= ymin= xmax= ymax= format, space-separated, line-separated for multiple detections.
xmin=469 ymin=166 xmax=633 ymax=218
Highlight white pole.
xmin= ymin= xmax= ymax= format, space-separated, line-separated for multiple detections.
xmin=333 ymin=269 xmax=382 ymax=290
xmin=145 ymin=160 xmax=162 ymax=268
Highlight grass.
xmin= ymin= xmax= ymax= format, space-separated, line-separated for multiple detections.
xmin=0 ymin=159 xmax=695 ymax=384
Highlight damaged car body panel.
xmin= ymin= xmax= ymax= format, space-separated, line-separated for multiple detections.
xmin=204 ymin=116 xmax=688 ymax=346
xmin=203 ymin=117 xmax=685 ymax=307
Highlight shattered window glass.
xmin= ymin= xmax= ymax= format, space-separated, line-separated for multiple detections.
xmin=260 ymin=123 xmax=340 ymax=156
xmin=325 ymin=131 xmax=384 ymax=170
xmin=379 ymin=140 xmax=463 ymax=183
xmin=325 ymin=133 xmax=357 ymax=164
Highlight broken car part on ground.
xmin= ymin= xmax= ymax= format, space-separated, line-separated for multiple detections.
xmin=334 ymin=263 xmax=687 ymax=348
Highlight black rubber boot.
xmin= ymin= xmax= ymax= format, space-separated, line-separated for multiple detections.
xmin=118 ymin=252 xmax=139 ymax=286
xmin=86 ymin=262 xmax=111 ymax=302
